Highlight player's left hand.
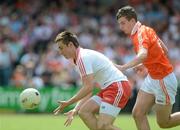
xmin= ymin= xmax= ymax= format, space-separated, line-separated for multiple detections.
xmin=64 ymin=109 xmax=78 ymax=127
xmin=53 ymin=100 xmax=70 ymax=115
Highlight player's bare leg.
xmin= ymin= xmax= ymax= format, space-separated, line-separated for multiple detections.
xmin=132 ymin=90 xmax=155 ymax=130
xmin=155 ymin=104 xmax=180 ymax=128
xmin=78 ymin=99 xmax=99 ymax=130
xmin=97 ymin=113 xmax=121 ymax=130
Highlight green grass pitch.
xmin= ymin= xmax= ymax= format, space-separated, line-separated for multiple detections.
xmin=0 ymin=114 xmax=179 ymax=130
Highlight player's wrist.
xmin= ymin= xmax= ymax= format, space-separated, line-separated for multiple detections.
xmin=72 ymin=108 xmax=79 ymax=115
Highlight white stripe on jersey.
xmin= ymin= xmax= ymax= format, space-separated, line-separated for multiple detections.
xmin=78 ymin=57 xmax=86 ymax=76
xmin=80 ymin=58 xmax=86 ymax=76
xmin=137 ymin=29 xmax=143 ymax=50
xmin=113 ymin=82 xmax=123 ymax=107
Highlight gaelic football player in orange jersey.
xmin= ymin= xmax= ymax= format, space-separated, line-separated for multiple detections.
xmin=116 ymin=5 xmax=180 ymax=130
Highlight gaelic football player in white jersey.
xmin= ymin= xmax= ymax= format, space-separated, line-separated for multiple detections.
xmin=53 ymin=31 xmax=132 ymax=130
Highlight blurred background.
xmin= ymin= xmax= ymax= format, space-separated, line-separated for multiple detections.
xmin=0 ymin=0 xmax=180 ymax=129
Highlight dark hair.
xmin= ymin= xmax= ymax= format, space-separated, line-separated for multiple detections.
xmin=116 ymin=5 xmax=137 ymax=21
xmin=55 ymin=31 xmax=79 ymax=48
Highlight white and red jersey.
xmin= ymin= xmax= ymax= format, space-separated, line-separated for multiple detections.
xmin=74 ymin=48 xmax=128 ymax=89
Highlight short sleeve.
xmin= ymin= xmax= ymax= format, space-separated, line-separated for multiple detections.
xmin=77 ymin=55 xmax=93 ymax=77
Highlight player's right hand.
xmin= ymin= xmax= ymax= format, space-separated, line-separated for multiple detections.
xmin=64 ymin=109 xmax=78 ymax=127
xmin=133 ymin=64 xmax=144 ymax=73
xmin=133 ymin=64 xmax=147 ymax=77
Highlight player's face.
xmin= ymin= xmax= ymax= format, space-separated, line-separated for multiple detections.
xmin=57 ymin=41 xmax=73 ymax=59
xmin=117 ymin=17 xmax=135 ymax=35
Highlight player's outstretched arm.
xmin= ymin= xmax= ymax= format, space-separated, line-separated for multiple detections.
xmin=65 ymin=74 xmax=94 ymax=105
xmin=53 ymin=74 xmax=94 ymax=115
xmin=117 ymin=47 xmax=148 ymax=71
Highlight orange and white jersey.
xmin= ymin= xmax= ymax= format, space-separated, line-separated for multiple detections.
xmin=130 ymin=21 xmax=173 ymax=79
xmin=74 ymin=48 xmax=128 ymax=89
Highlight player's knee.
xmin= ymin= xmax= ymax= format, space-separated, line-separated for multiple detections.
xmin=132 ymin=107 xmax=145 ymax=119
xmin=157 ymin=121 xmax=171 ymax=128
xmin=158 ymin=122 xmax=170 ymax=128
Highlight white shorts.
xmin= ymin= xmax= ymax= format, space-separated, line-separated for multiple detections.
xmin=91 ymin=95 xmax=121 ymax=117
xmin=140 ymin=72 xmax=178 ymax=105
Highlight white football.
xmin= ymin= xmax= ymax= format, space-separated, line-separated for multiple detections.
xmin=19 ymin=88 xmax=41 ymax=109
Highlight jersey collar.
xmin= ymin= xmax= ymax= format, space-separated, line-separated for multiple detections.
xmin=131 ymin=21 xmax=141 ymax=36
